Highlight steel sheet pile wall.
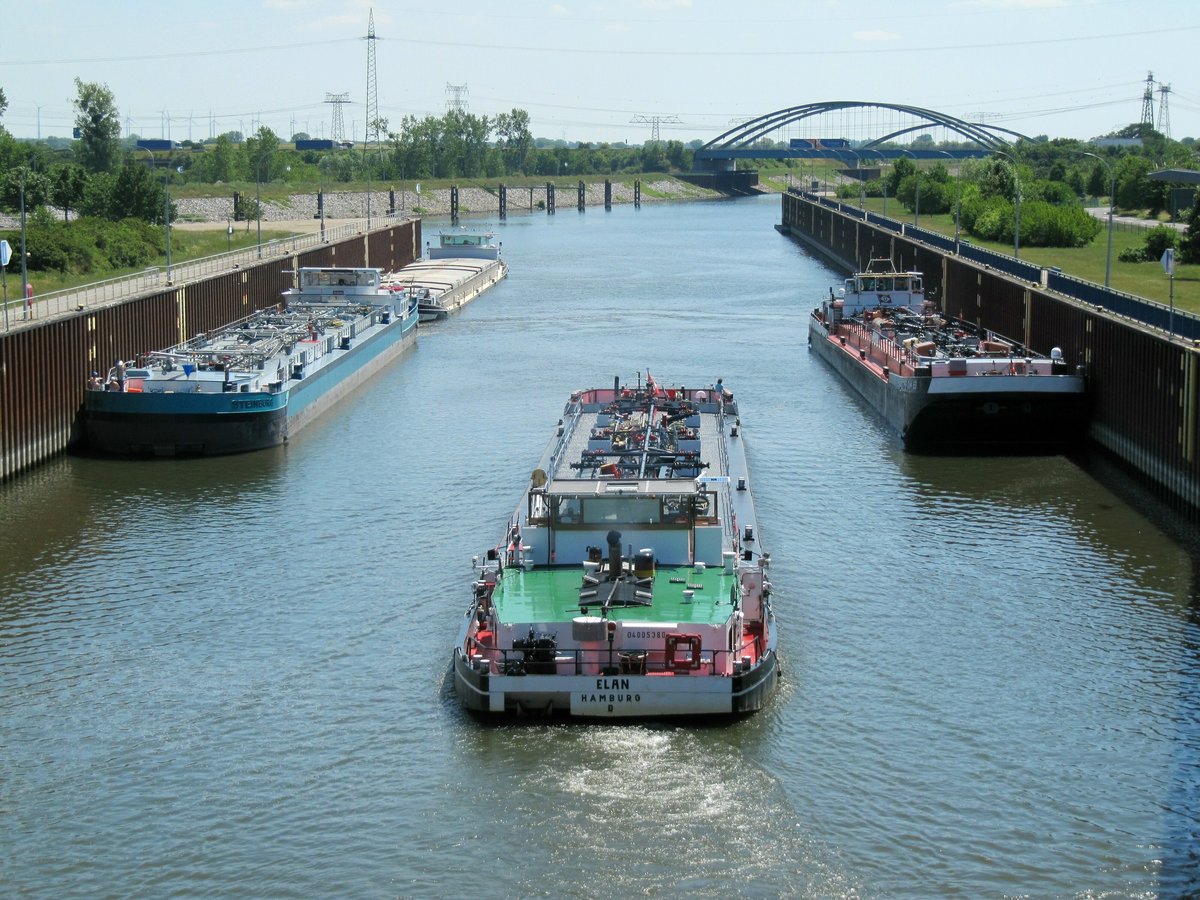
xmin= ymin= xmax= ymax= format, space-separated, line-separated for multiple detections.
xmin=0 ymin=220 xmax=420 ymax=483
xmin=781 ymin=191 xmax=1200 ymax=514
xmin=1 ymin=317 xmax=87 ymax=480
xmin=365 ymin=221 xmax=421 ymax=273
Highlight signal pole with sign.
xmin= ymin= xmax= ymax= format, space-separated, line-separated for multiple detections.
xmin=1 ymin=238 xmax=10 ymax=331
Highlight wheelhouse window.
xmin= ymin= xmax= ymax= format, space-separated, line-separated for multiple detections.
xmin=549 ymin=493 xmax=713 ymax=527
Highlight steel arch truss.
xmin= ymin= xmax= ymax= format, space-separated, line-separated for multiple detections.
xmin=698 ymin=102 xmax=1019 ymax=154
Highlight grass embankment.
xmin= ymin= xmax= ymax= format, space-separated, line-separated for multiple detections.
xmin=13 ymin=226 xmax=298 ymax=297
xmin=753 ymin=163 xmax=1197 ymax=313
xmin=858 ymin=199 xmax=1195 ymax=312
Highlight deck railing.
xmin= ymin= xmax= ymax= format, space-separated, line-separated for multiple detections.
xmin=464 ymin=632 xmax=763 ymax=678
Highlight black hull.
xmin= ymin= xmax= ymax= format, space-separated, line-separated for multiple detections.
xmin=84 ymin=408 xmax=288 ymax=457
xmin=809 ymin=316 xmax=1088 ymax=454
xmin=904 ymin=394 xmax=1090 ymax=454
xmin=731 ymin=649 xmax=781 ymax=714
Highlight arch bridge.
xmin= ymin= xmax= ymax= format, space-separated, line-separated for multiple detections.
xmin=693 ymin=101 xmax=1031 ymax=172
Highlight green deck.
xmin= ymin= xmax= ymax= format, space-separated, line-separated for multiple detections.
xmin=493 ymin=566 xmax=737 ymax=625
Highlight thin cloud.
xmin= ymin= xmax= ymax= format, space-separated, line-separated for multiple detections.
xmin=631 ymin=0 xmax=693 ymax=10
xmin=948 ymin=0 xmax=1071 ymax=8
xmin=853 ymin=29 xmax=902 ymax=42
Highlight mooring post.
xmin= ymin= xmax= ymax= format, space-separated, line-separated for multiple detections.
xmin=499 ymin=184 xmax=507 ymax=220
xmin=577 ymin=180 xmax=585 ymax=212
xmin=634 ymin=180 xmax=641 ymax=209
xmin=546 ymin=182 xmax=555 ymax=215
xmin=451 ymin=185 xmax=459 ymax=223
xmin=604 ymin=179 xmax=612 ymax=211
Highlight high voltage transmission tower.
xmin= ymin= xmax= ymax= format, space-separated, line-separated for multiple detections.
xmin=1140 ymin=71 xmax=1156 ymax=128
xmin=446 ymin=83 xmax=469 ymax=112
xmin=630 ymin=114 xmax=681 ymax=143
xmin=364 ymin=8 xmax=381 ymax=150
xmin=326 ymin=92 xmax=350 ymax=142
xmin=1157 ymin=82 xmax=1172 ymax=138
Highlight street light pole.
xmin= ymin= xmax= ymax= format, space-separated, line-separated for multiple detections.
xmin=994 ymin=150 xmax=1021 ymax=258
xmin=137 ymin=148 xmax=172 ymax=280
xmin=318 ymin=167 xmax=326 ymax=242
xmin=1077 ymin=150 xmax=1114 ymax=287
xmin=19 ymin=171 xmax=28 ymax=316
xmin=256 ymin=155 xmax=264 ymax=258
xmin=164 ymin=169 xmax=174 ymax=284
xmin=935 ymin=150 xmax=962 ymax=252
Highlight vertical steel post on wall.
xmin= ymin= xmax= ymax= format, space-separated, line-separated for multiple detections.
xmin=604 ymin=179 xmax=612 ymax=211
xmin=499 ymin=184 xmax=507 ymax=220
xmin=578 ymin=180 xmax=585 ymax=212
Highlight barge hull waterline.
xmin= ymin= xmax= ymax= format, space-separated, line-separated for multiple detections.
xmin=808 ymin=317 xmax=1086 ymax=452
xmin=84 ymin=407 xmax=287 ymax=457
xmin=453 ymin=648 xmax=778 ymax=718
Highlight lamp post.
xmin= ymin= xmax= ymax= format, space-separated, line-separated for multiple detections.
xmin=897 ymin=148 xmax=922 ymax=226
xmin=16 ymin=148 xmax=71 ymax=317
xmin=256 ymin=154 xmax=266 ymax=258
xmin=935 ymin=150 xmax=962 ymax=251
xmin=18 ymin=168 xmax=28 ymax=317
xmin=317 ymin=162 xmax=327 ymax=242
xmin=255 ymin=154 xmax=289 ymax=256
xmin=137 ymin=148 xmax=173 ymax=281
xmin=862 ymin=148 xmax=886 ymax=216
xmin=993 ymin=149 xmax=1021 ymax=258
xmin=1077 ymin=150 xmax=1115 ymax=287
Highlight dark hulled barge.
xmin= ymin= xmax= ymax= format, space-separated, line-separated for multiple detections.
xmin=808 ymin=260 xmax=1087 ymax=452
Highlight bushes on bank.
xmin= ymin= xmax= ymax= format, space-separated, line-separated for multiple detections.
xmin=1118 ymin=225 xmax=1181 ymax=263
xmin=3 ymin=211 xmax=162 ymax=274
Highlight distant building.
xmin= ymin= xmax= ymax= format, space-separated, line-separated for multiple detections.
xmin=1090 ymin=137 xmax=1143 ymax=148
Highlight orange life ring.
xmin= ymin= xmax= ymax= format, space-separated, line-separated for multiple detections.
xmin=665 ymin=633 xmax=702 ymax=672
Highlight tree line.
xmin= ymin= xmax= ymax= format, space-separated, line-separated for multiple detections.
xmin=1 ymin=78 xmax=1198 ymax=275
xmin=829 ymin=128 xmax=1199 ymax=259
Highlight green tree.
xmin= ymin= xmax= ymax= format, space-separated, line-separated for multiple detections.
xmin=1 ymin=166 xmax=52 ymax=211
xmin=73 ymin=78 xmax=122 ymax=173
xmin=50 ymin=163 xmax=89 ymax=221
xmin=106 ymin=161 xmax=170 ymax=222
xmin=245 ymin=126 xmax=283 ymax=182
xmin=494 ymin=108 xmax=533 ymax=175
xmin=1114 ymin=155 xmax=1154 ymax=210
xmin=1181 ymin=196 xmax=1200 ymax=264
xmin=196 ymin=133 xmax=236 ymax=183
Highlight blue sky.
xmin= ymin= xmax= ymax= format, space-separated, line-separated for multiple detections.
xmin=2 ymin=0 xmax=1197 ymax=146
